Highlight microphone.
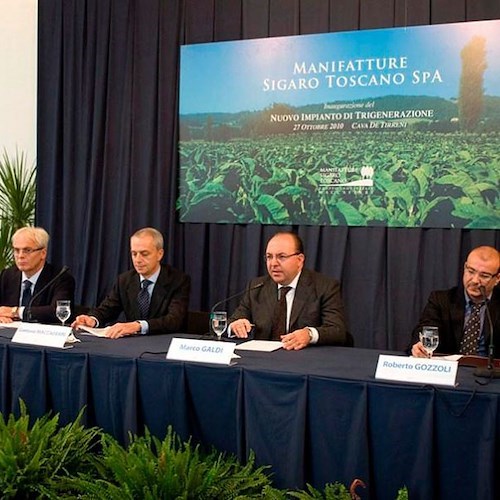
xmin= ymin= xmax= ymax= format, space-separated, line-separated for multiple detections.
xmin=209 ymin=282 xmax=264 ymax=337
xmin=474 ymin=285 xmax=500 ymax=379
xmin=25 ymin=266 xmax=70 ymax=323
xmin=211 ymin=282 xmax=264 ymax=313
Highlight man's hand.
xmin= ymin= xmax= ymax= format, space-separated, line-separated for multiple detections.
xmin=0 ymin=306 xmax=17 ymax=319
xmin=71 ymin=314 xmax=97 ymax=328
xmin=229 ymin=318 xmax=253 ymax=338
xmin=0 ymin=316 xmax=13 ymax=323
xmin=281 ymin=328 xmax=311 ymax=351
xmin=411 ymin=341 xmax=429 ymax=358
xmin=105 ymin=321 xmax=141 ymax=339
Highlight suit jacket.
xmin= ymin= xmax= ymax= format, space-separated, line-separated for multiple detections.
xmin=229 ymin=268 xmax=348 ymax=345
xmin=91 ymin=264 xmax=190 ymax=335
xmin=0 ymin=263 xmax=75 ymax=324
xmin=410 ymin=286 xmax=500 ymax=357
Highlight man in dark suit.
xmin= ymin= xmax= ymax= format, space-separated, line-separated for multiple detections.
xmin=229 ymin=231 xmax=348 ymax=350
xmin=410 ymin=246 xmax=500 ymax=357
xmin=0 ymin=226 xmax=75 ymax=324
xmin=73 ymin=227 xmax=190 ymax=339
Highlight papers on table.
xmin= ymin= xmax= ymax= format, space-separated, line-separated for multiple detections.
xmin=441 ymin=354 xmax=462 ymax=362
xmin=76 ymin=325 xmax=110 ymax=337
xmin=0 ymin=321 xmax=24 ymax=330
xmin=235 ymin=340 xmax=282 ymax=352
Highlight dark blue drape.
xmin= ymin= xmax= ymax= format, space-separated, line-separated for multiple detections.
xmin=1 ymin=334 xmax=500 ymax=498
xmin=36 ymin=0 xmax=500 ymax=352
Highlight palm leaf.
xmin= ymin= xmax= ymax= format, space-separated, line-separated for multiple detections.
xmin=0 ymin=148 xmax=36 ymax=268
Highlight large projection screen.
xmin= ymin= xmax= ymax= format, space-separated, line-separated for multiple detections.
xmin=178 ymin=20 xmax=500 ymax=229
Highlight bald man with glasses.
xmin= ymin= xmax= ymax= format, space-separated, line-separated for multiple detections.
xmin=410 ymin=246 xmax=500 ymax=358
xmin=0 ymin=226 xmax=75 ymax=324
xmin=228 ymin=231 xmax=348 ymax=350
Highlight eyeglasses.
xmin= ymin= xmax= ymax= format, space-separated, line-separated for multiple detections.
xmin=13 ymin=247 xmax=44 ymax=256
xmin=464 ymin=263 xmax=498 ymax=282
xmin=264 ymin=252 xmax=301 ymax=263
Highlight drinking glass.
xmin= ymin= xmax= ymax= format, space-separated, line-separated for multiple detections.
xmin=56 ymin=300 xmax=71 ymax=327
xmin=211 ymin=311 xmax=227 ymax=341
xmin=419 ymin=326 xmax=439 ymax=358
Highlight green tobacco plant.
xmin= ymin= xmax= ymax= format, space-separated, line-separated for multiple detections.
xmin=0 ymin=401 xmax=101 ymax=499
xmin=178 ymin=131 xmax=500 ymax=228
xmin=67 ymin=427 xmax=272 ymax=499
xmin=0 ymin=148 xmax=36 ymax=268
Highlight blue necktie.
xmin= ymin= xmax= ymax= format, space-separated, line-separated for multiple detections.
xmin=137 ymin=279 xmax=152 ymax=318
xmin=21 ymin=280 xmax=32 ymax=307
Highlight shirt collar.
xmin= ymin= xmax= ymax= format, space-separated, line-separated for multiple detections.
xmin=140 ymin=267 xmax=160 ymax=285
xmin=22 ymin=267 xmax=43 ymax=286
xmin=464 ymin=290 xmax=489 ymax=308
xmin=279 ymin=270 xmax=302 ymax=291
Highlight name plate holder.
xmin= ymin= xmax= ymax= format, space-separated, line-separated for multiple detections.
xmin=12 ymin=323 xmax=73 ymax=349
xmin=167 ymin=337 xmax=236 ymax=365
xmin=375 ymin=354 xmax=459 ymax=387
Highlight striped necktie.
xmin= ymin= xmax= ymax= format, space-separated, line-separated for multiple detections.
xmin=137 ymin=279 xmax=152 ymax=318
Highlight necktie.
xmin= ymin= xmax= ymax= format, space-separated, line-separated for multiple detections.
xmin=137 ymin=279 xmax=152 ymax=318
xmin=271 ymin=286 xmax=292 ymax=340
xmin=21 ymin=280 xmax=32 ymax=307
xmin=460 ymin=302 xmax=483 ymax=355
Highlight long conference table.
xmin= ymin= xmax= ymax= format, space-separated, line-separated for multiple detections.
xmin=0 ymin=328 xmax=499 ymax=500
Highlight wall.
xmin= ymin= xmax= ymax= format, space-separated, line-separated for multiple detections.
xmin=0 ymin=0 xmax=37 ymax=164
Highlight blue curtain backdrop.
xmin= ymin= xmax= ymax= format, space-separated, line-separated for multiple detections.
xmin=36 ymin=0 xmax=500 ymax=351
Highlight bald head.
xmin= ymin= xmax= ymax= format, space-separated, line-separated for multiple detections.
xmin=463 ymin=246 xmax=499 ymax=301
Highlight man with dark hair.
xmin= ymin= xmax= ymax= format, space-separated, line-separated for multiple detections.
xmin=0 ymin=226 xmax=75 ymax=324
xmin=73 ymin=227 xmax=190 ymax=338
xmin=229 ymin=231 xmax=348 ymax=350
xmin=410 ymin=245 xmax=500 ymax=357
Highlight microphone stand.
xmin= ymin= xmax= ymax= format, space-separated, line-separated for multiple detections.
xmin=209 ymin=282 xmax=264 ymax=338
xmin=25 ymin=266 xmax=70 ymax=323
xmin=473 ymin=286 xmax=500 ymax=379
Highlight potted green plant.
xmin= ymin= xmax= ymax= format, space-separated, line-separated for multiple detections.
xmin=0 ymin=148 xmax=36 ymax=269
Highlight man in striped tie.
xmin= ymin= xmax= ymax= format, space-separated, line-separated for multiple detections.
xmin=410 ymin=246 xmax=500 ymax=358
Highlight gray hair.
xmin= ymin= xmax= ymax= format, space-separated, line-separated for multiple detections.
xmin=131 ymin=227 xmax=164 ymax=250
xmin=12 ymin=226 xmax=50 ymax=249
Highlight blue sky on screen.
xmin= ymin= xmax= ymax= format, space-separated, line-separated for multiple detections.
xmin=179 ymin=20 xmax=500 ymax=115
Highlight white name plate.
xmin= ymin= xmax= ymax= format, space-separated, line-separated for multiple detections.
xmin=12 ymin=323 xmax=72 ymax=349
xmin=375 ymin=354 xmax=458 ymax=387
xmin=167 ymin=338 xmax=236 ymax=365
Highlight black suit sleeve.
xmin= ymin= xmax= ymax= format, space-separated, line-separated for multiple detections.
xmin=92 ymin=266 xmax=190 ymax=334
xmin=408 ymin=288 xmax=464 ymax=355
xmin=410 ymin=291 xmax=446 ymax=345
xmin=146 ymin=269 xmax=190 ymax=334
xmin=229 ymin=270 xmax=348 ymax=346
xmin=27 ymin=269 xmax=76 ymax=324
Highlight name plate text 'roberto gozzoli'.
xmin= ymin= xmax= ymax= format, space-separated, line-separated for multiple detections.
xmin=375 ymin=354 xmax=458 ymax=386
